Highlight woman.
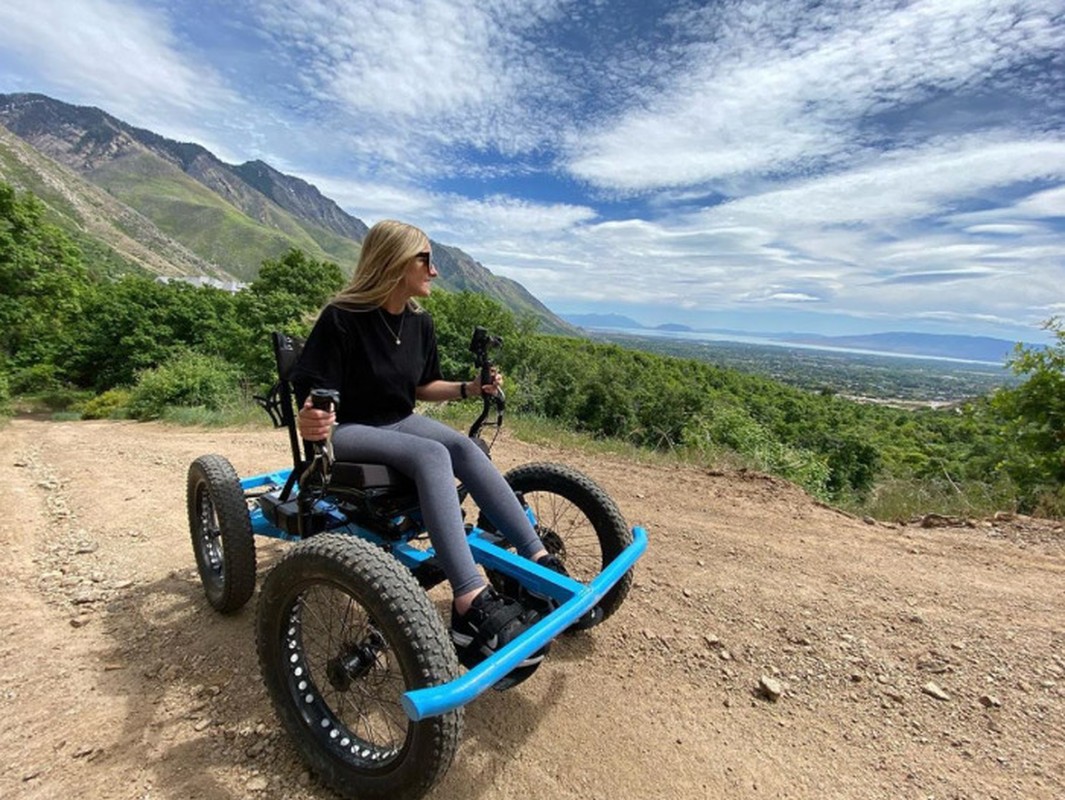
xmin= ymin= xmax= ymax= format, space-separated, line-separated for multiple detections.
xmin=292 ymin=219 xmax=565 ymax=668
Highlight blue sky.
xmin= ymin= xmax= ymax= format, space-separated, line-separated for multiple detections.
xmin=1 ymin=0 xmax=1063 ymax=342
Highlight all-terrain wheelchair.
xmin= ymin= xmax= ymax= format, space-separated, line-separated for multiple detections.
xmin=185 ymin=327 xmax=647 ymax=800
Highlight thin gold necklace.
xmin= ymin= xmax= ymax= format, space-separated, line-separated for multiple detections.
xmin=377 ymin=308 xmax=405 ymax=345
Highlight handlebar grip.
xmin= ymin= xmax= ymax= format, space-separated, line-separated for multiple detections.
xmin=310 ymin=388 xmax=340 ymax=412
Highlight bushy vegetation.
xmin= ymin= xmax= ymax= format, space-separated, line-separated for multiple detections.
xmin=3 ymin=181 xmax=1063 ymax=518
xmin=126 ymin=351 xmax=240 ymax=420
xmin=0 ymin=370 xmax=10 ymax=418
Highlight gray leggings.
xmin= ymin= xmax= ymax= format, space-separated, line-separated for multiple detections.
xmin=330 ymin=414 xmax=543 ymax=596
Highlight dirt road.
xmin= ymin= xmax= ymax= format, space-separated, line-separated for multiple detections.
xmin=1 ymin=418 xmax=1062 ymax=799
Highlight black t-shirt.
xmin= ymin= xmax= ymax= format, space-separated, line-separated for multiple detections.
xmin=290 ymin=304 xmax=443 ymax=426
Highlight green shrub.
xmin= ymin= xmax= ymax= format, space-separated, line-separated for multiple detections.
xmin=9 ymin=362 xmax=63 ymax=394
xmin=0 ymin=370 xmax=10 ymax=417
xmin=684 ymin=407 xmax=830 ymax=498
xmin=77 ymin=388 xmax=133 ymax=420
xmin=128 ymin=351 xmax=239 ymax=420
xmin=855 ymin=475 xmax=1020 ymax=522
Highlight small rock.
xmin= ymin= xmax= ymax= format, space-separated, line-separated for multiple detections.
xmin=921 ymin=682 xmax=951 ymax=701
xmin=71 ymin=745 xmax=95 ymax=759
xmin=979 ymin=694 xmax=1002 ymax=708
xmin=69 ymin=616 xmax=91 ymax=628
xmin=194 ymin=719 xmax=211 ymax=732
xmin=246 ymin=776 xmax=269 ymax=792
xmin=75 ymin=542 xmax=99 ymax=555
xmin=759 ymin=676 xmax=784 ymax=701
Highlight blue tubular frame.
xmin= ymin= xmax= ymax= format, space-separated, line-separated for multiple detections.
xmin=403 ymin=526 xmax=647 ymax=720
xmin=239 ymin=469 xmax=648 ymax=721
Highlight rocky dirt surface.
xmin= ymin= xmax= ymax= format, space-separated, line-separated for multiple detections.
xmin=1 ymin=418 xmax=1063 ymax=800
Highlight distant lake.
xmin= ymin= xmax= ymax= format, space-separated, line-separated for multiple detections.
xmin=585 ymin=326 xmax=1007 ymax=367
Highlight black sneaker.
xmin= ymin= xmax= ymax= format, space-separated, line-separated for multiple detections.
xmin=450 ymin=586 xmax=545 ymax=669
xmin=536 ymin=553 xmax=569 ymax=577
xmin=532 ymin=553 xmax=603 ymax=631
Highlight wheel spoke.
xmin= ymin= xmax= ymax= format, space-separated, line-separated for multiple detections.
xmin=290 ymin=583 xmax=409 ymax=758
xmin=484 ymin=463 xmax=633 ymax=623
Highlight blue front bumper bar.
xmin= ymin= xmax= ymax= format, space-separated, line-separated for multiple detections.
xmin=402 ymin=525 xmax=648 ymax=721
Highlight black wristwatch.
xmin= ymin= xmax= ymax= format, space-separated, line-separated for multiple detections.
xmin=460 ymin=382 xmax=468 ymax=399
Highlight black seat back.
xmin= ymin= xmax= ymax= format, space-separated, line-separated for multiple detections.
xmin=271 ymin=332 xmax=307 ymax=472
xmin=263 ymin=331 xmax=414 ymax=495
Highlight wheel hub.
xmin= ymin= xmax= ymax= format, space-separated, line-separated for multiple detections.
xmin=326 ymin=632 xmax=385 ymax=690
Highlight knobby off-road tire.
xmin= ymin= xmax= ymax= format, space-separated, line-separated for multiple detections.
xmin=484 ymin=462 xmax=634 ymax=622
xmin=256 ymin=534 xmax=462 ymax=800
xmin=187 ymin=454 xmax=257 ymax=614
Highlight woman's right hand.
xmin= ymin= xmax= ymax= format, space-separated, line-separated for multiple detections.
xmin=298 ymin=397 xmax=335 ymax=441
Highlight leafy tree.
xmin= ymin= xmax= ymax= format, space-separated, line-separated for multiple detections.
xmin=61 ymin=276 xmax=245 ymax=390
xmin=232 ymin=249 xmax=345 ymax=388
xmin=247 ymin=248 xmax=344 ymax=312
xmin=0 ymin=182 xmax=89 ymax=370
xmin=421 ymin=290 xmax=533 ymax=378
xmin=991 ymin=317 xmax=1065 ymax=512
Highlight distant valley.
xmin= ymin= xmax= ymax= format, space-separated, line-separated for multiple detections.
xmin=562 ymin=313 xmax=1032 ymax=364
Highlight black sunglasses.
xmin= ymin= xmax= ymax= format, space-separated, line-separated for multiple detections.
xmin=415 ymin=251 xmax=434 ymax=267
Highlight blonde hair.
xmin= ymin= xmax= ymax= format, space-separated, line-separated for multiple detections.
xmin=331 ymin=219 xmax=428 ymax=312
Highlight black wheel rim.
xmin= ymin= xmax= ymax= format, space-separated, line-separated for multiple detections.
xmin=282 ymin=583 xmax=411 ymax=768
xmin=195 ymin=484 xmax=225 ymax=586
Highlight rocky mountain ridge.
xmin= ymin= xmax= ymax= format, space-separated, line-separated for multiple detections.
xmin=0 ymin=92 xmax=569 ymax=333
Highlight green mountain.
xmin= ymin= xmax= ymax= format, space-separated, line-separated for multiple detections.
xmin=0 ymin=124 xmax=227 ymax=280
xmin=0 ymin=92 xmax=572 ymax=333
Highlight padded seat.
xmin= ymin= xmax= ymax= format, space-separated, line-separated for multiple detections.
xmin=331 ymin=461 xmax=415 ymax=491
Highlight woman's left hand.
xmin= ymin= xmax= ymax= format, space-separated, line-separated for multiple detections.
xmin=472 ymin=367 xmax=503 ymax=396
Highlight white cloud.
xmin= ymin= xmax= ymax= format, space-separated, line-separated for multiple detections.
xmin=963 ymin=224 xmax=1045 ymax=235
xmin=250 ymin=0 xmax=573 ymax=168
xmin=566 ymin=0 xmax=1065 ymax=192
xmin=455 ymin=129 xmax=1065 ymax=336
xmin=442 ymin=195 xmax=597 ymax=234
xmin=707 ymin=137 xmax=1065 ymax=228
xmin=303 ymin=175 xmax=594 ymax=236
xmin=1013 ymin=184 xmax=1065 ymax=217
xmin=296 ymin=172 xmax=439 ymax=224
xmin=0 ymin=0 xmax=240 ymax=129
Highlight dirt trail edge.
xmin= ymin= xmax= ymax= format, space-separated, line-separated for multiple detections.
xmin=1 ymin=418 xmax=1062 ymax=800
